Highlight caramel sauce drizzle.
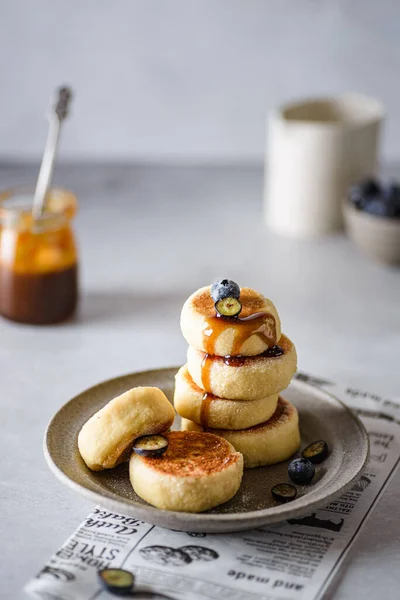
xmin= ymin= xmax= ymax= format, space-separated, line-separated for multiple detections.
xmin=199 ymin=310 xmax=279 ymax=426
xmin=202 ymin=311 xmax=277 ymax=356
xmin=199 ymin=392 xmax=214 ymax=426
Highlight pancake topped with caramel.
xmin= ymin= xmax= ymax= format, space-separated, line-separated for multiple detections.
xmin=181 ymin=285 xmax=282 ymax=357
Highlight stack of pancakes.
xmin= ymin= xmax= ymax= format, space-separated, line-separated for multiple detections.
xmin=175 ymin=285 xmax=300 ymax=468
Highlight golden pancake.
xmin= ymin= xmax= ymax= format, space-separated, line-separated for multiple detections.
xmin=129 ymin=431 xmax=243 ymax=512
xmin=174 ymin=364 xmax=279 ymax=429
xmin=78 ymin=387 xmax=175 ymax=471
xmin=187 ymin=334 xmax=297 ymax=400
xmin=181 ymin=397 xmax=300 ymax=469
xmin=180 ymin=285 xmax=281 ymax=356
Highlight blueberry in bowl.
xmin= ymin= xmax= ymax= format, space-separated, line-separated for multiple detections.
xmin=344 ymin=176 xmax=400 ymax=265
xmin=348 ymin=178 xmax=380 ymax=210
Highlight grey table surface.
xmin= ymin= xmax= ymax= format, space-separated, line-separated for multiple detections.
xmin=1 ymin=163 xmax=399 ymax=599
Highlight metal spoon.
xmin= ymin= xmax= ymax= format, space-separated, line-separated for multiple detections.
xmin=32 ymin=86 xmax=73 ymax=220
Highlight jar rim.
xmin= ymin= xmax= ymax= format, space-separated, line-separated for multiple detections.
xmin=0 ymin=185 xmax=77 ymax=228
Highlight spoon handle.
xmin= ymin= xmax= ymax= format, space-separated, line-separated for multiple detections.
xmin=32 ymin=86 xmax=72 ymax=220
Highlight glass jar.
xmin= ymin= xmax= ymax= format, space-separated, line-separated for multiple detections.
xmin=0 ymin=187 xmax=78 ymax=324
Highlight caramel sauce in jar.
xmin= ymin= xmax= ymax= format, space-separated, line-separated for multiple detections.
xmin=0 ymin=187 xmax=79 ymax=324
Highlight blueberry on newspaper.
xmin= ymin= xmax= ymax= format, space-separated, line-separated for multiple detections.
xmin=98 ymin=568 xmax=134 ymax=596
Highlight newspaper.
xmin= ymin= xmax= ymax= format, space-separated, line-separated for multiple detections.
xmin=25 ymin=374 xmax=400 ymax=600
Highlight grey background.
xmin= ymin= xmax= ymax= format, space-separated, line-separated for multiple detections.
xmin=1 ymin=0 xmax=400 ymax=162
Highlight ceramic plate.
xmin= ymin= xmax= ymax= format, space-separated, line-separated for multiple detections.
xmin=44 ymin=368 xmax=369 ymax=533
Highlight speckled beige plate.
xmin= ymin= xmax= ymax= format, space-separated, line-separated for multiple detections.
xmin=44 ymin=368 xmax=369 ymax=533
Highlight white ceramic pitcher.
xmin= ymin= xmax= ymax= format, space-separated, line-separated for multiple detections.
xmin=265 ymin=94 xmax=384 ymax=238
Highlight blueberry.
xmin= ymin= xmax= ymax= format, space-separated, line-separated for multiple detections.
xmin=271 ymin=483 xmax=297 ymax=503
xmin=265 ymin=345 xmax=284 ymax=357
xmin=215 ymin=297 xmax=242 ymax=317
xmin=349 ymin=177 xmax=400 ymax=218
xmin=350 ymin=198 xmax=363 ymax=210
xmin=382 ymin=183 xmax=400 ymax=218
xmin=288 ymin=458 xmax=315 ymax=485
xmin=349 ymin=178 xmax=379 ymax=209
xmin=363 ymin=197 xmax=395 ymax=218
xmin=211 ymin=280 xmax=240 ymax=303
xmin=98 ymin=569 xmax=135 ymax=595
xmin=391 ymin=184 xmax=400 ymax=218
xmin=348 ymin=185 xmax=365 ymax=210
xmin=360 ymin=177 xmax=380 ymax=197
xmin=133 ymin=434 xmax=169 ymax=457
xmin=302 ymin=440 xmax=328 ymax=464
